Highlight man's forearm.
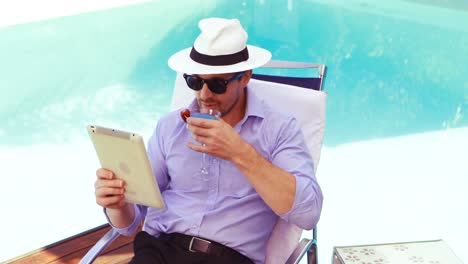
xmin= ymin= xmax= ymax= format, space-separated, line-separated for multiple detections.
xmin=232 ymin=143 xmax=296 ymax=215
xmin=105 ymin=203 xmax=136 ymax=228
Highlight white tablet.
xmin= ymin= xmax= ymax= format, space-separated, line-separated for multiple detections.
xmin=87 ymin=125 xmax=165 ymax=209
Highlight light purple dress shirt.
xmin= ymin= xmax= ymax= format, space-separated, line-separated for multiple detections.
xmin=107 ymin=87 xmax=323 ymax=264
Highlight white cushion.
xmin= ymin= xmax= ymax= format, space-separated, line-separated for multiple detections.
xmin=247 ymin=78 xmax=326 ymax=172
xmin=170 ymin=74 xmax=195 ymax=111
xmin=170 ymin=73 xmax=327 ymax=264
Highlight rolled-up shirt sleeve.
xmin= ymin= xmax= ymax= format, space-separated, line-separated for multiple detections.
xmin=271 ymin=117 xmax=323 ymax=230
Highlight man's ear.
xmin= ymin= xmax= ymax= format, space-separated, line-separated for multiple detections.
xmin=241 ymin=70 xmax=253 ymax=87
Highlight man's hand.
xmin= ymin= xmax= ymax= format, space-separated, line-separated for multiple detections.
xmin=95 ymin=168 xmax=127 ymax=209
xmin=185 ymin=117 xmax=248 ymax=162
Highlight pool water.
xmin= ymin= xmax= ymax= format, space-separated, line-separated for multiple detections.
xmin=0 ymin=0 xmax=467 ymax=262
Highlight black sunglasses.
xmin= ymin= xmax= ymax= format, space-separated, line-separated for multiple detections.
xmin=183 ymin=72 xmax=244 ymax=94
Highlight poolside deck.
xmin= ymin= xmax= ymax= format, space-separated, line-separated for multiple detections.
xmin=4 ymin=224 xmax=136 ymax=264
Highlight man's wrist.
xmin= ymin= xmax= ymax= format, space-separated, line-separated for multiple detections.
xmin=105 ymin=203 xmax=135 ymax=228
xmin=232 ymin=141 xmax=262 ymax=173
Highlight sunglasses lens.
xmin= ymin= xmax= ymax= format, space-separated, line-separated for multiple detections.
xmin=185 ymin=75 xmax=203 ymax=91
xmin=206 ymin=79 xmax=227 ymax=94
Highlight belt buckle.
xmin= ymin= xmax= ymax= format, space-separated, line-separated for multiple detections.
xmin=189 ymin=236 xmax=211 ymax=252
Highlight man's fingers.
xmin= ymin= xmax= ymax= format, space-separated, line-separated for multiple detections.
xmin=97 ymin=195 xmax=125 ymax=208
xmin=94 ymin=168 xmax=127 ymax=209
xmin=95 ymin=178 xmax=124 ymax=189
xmin=186 ymin=142 xmax=207 ymax=153
xmin=95 ymin=186 xmax=125 ymax=197
xmin=96 ymin=168 xmax=114 ymax=179
xmin=191 ymin=133 xmax=210 ymax=145
xmin=186 ymin=124 xmax=212 ymax=138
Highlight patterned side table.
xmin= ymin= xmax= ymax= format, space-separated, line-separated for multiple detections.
xmin=333 ymin=240 xmax=462 ymax=264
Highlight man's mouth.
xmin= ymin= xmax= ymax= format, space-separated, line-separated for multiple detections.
xmin=200 ymin=102 xmax=218 ymax=109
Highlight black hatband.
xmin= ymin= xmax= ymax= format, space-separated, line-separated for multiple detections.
xmin=189 ymin=46 xmax=249 ymax=66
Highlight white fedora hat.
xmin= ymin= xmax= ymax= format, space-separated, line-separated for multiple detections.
xmin=168 ymin=17 xmax=272 ymax=74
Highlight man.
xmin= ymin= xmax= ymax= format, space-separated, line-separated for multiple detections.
xmin=94 ymin=17 xmax=323 ymax=264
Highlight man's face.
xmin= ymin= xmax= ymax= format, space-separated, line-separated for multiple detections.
xmin=194 ymin=72 xmax=246 ymax=117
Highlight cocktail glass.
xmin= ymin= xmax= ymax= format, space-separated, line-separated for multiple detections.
xmin=190 ymin=109 xmax=221 ymax=180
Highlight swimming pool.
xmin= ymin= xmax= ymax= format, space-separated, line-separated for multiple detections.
xmin=0 ymin=0 xmax=467 ymax=262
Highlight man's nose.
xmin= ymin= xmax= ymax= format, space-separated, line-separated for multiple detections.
xmin=199 ymin=83 xmax=214 ymax=98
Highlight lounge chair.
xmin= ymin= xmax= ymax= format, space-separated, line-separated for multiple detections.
xmin=80 ymin=60 xmax=327 ymax=264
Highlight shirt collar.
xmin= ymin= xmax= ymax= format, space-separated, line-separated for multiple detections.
xmin=244 ymin=86 xmax=265 ymax=119
xmin=187 ymin=98 xmax=199 ymax=112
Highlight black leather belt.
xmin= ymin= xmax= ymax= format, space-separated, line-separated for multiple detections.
xmin=158 ymin=233 xmax=253 ymax=263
